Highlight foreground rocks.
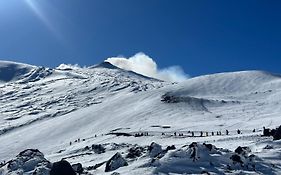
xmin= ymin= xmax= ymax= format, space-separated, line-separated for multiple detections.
xmin=1 ymin=149 xmax=51 ymax=175
xmin=0 ymin=149 xmax=79 ymax=175
xmin=0 ymin=141 xmax=278 ymax=175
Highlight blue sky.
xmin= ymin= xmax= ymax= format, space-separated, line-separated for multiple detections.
xmin=0 ymin=0 xmax=280 ymax=76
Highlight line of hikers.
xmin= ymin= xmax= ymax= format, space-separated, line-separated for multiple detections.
xmin=134 ymin=132 xmax=149 ymax=137
xmin=69 ymin=135 xmax=98 ymax=146
xmin=160 ymin=129 xmax=246 ymax=137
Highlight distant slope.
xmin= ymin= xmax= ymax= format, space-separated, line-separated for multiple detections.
xmin=0 ymin=60 xmax=52 ymax=83
xmin=170 ymin=70 xmax=281 ymax=97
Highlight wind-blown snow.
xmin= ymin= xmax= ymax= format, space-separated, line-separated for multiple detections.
xmin=106 ymin=52 xmax=188 ymax=82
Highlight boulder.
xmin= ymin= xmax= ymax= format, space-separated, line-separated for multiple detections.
xmin=92 ymin=144 xmax=106 ymax=154
xmin=72 ymin=163 xmax=83 ymax=174
xmin=273 ymin=125 xmax=281 ymax=140
xmin=105 ymin=153 xmax=128 ymax=172
xmin=235 ymin=146 xmax=251 ymax=156
xmin=7 ymin=149 xmax=51 ymax=174
xmin=263 ymin=128 xmax=271 ymax=136
xmin=148 ymin=142 xmax=163 ymax=158
xmin=203 ymin=143 xmax=214 ymax=151
xmin=50 ymin=160 xmax=76 ymax=175
xmin=230 ymin=154 xmax=243 ymax=165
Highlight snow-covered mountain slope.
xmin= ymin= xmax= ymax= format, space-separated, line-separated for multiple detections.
xmin=0 ymin=61 xmax=281 ymax=174
xmin=0 ymin=61 xmax=164 ymax=135
xmin=0 ymin=61 xmax=52 ymax=84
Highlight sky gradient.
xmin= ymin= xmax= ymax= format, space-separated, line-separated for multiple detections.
xmin=0 ymin=0 xmax=280 ymax=77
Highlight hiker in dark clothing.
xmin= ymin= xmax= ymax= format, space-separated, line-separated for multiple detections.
xmin=200 ymin=131 xmax=203 ymax=137
xmin=189 ymin=142 xmax=199 ymax=162
xmin=212 ymin=132 xmax=214 ymax=136
xmin=237 ymin=129 xmax=241 ymax=134
xmin=174 ymin=132 xmax=177 ymax=136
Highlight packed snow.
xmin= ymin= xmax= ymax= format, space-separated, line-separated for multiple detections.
xmin=0 ymin=60 xmax=281 ymax=174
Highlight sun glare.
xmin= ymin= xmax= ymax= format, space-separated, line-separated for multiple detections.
xmin=24 ymin=0 xmax=61 ymax=39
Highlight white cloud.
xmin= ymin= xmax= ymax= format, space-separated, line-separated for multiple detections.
xmin=105 ymin=52 xmax=189 ymax=82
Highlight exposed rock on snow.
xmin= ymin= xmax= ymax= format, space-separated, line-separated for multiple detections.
xmin=92 ymin=144 xmax=106 ymax=154
xmin=262 ymin=125 xmax=281 ymax=140
xmin=110 ymin=172 xmax=120 ymax=175
xmin=148 ymin=142 xmax=163 ymax=158
xmin=273 ymin=125 xmax=281 ymax=140
xmin=165 ymin=145 xmax=176 ymax=151
xmin=126 ymin=146 xmax=146 ymax=159
xmin=71 ymin=163 xmax=83 ymax=174
xmin=50 ymin=160 xmax=76 ymax=175
xmin=105 ymin=152 xmax=128 ymax=172
xmin=234 ymin=146 xmax=251 ymax=156
xmin=0 ymin=149 xmax=51 ymax=175
xmin=91 ymin=61 xmax=119 ymax=70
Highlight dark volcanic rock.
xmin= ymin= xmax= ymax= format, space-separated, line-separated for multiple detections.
xmin=50 ymin=160 xmax=76 ymax=175
xmin=235 ymin=146 xmax=251 ymax=156
xmin=230 ymin=154 xmax=244 ymax=165
xmin=126 ymin=146 xmax=145 ymax=159
xmin=273 ymin=126 xmax=281 ymax=140
xmin=92 ymin=144 xmax=106 ymax=154
xmin=105 ymin=152 xmax=128 ymax=172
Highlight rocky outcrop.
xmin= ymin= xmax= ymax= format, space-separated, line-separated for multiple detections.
xmin=105 ymin=152 xmax=128 ymax=172
xmin=126 ymin=146 xmax=145 ymax=159
xmin=3 ymin=149 xmax=51 ymax=175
